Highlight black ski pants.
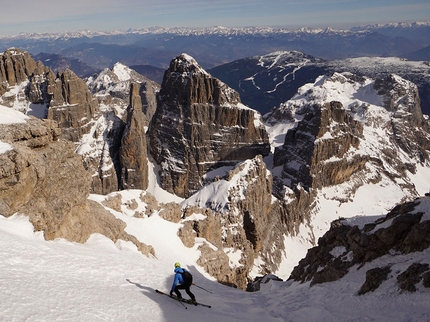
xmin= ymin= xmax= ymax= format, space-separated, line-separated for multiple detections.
xmin=174 ymin=282 xmax=195 ymax=300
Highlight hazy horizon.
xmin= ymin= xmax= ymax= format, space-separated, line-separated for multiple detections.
xmin=1 ymin=0 xmax=429 ymax=37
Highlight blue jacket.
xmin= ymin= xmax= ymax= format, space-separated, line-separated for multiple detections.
xmin=171 ymin=267 xmax=188 ymax=290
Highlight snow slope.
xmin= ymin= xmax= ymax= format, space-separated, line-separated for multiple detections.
xmin=1 ymin=207 xmax=430 ymax=322
xmin=1 ymin=143 xmax=429 ymax=321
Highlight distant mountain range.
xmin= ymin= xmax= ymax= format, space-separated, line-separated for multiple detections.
xmin=9 ymin=22 xmax=426 ymax=117
xmin=1 ymin=22 xmax=429 ymax=72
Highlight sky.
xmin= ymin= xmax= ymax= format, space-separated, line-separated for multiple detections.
xmin=1 ymin=0 xmax=429 ymax=36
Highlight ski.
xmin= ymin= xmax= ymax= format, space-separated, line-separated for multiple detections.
xmin=155 ymin=289 xmax=211 ymax=308
xmin=155 ymin=289 xmax=187 ymax=309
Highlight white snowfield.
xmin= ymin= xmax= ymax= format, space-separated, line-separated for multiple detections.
xmin=1 ymin=211 xmax=430 ymax=322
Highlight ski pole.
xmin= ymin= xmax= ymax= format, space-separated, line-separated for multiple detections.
xmin=192 ymin=283 xmax=212 ymax=293
xmin=177 ymin=299 xmax=187 ymax=309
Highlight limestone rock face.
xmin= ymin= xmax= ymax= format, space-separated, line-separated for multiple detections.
xmin=0 ymin=49 xmax=157 ymax=196
xmin=45 ymin=68 xmax=99 ymax=142
xmin=270 ymin=73 xmax=430 ymax=228
xmin=0 ymin=117 xmax=62 ymax=216
xmin=0 ymin=49 xmax=45 ymax=110
xmin=149 ymin=54 xmax=270 ymax=198
xmin=78 ymin=116 xmax=123 ymax=195
xmin=119 ymin=83 xmax=149 ymax=190
xmin=181 ymin=155 xmax=286 ymax=290
xmin=374 ymin=74 xmax=430 ymax=162
xmin=275 ymin=100 xmax=364 ymax=190
xmin=78 ymin=63 xmax=160 ymax=195
xmin=273 ymin=73 xmax=430 ymax=194
xmin=0 ymin=116 xmax=90 ymax=233
xmin=0 ymin=48 xmax=38 ymax=91
xmin=288 ymin=197 xmax=430 ymax=294
xmin=0 ymin=48 xmax=117 ymax=196
xmin=86 ymin=62 xmax=160 ymax=127
xmin=0 ymin=48 xmax=99 ymax=143
xmin=0 ymin=113 xmax=154 ymax=256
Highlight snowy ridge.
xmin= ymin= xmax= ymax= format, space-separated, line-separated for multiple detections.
xmin=86 ymin=62 xmax=139 ymax=96
xmin=328 ymin=56 xmax=430 ymax=77
xmin=266 ymin=71 xmax=430 ymax=262
xmin=6 ymin=21 xmax=427 ymax=40
xmin=0 ymin=25 xmax=369 ymax=40
xmin=352 ymin=21 xmax=430 ymax=30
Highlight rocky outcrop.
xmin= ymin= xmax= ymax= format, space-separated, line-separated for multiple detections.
xmin=268 ymin=72 xmax=430 ymax=250
xmin=0 ymin=48 xmax=99 ymax=142
xmin=0 ymin=48 xmax=160 ymax=195
xmin=76 ymin=63 xmax=159 ymax=195
xmin=374 ymin=74 xmax=430 ymax=162
xmin=0 ymin=112 xmax=154 ymax=256
xmin=273 ymin=73 xmax=430 ymax=195
xmin=86 ymin=62 xmax=160 ymax=127
xmin=1 ymin=48 xmax=110 ymax=193
xmin=45 ymin=68 xmax=99 ymax=142
xmin=0 ymin=48 xmax=39 ymax=93
xmin=149 ymin=53 xmax=270 ymax=198
xmin=119 ymin=83 xmax=149 ymax=190
xmin=181 ymin=155 xmax=286 ymax=289
xmin=288 ymin=197 xmax=430 ymax=294
xmin=274 ymin=99 xmax=364 ymax=190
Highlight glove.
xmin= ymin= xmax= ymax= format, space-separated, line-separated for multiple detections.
xmin=169 ymin=290 xmax=174 ymax=297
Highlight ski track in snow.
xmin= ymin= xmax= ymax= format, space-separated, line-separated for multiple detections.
xmin=265 ymin=63 xmax=306 ymax=94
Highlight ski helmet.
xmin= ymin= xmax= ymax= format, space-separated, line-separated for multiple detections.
xmin=174 ymin=262 xmax=181 ymax=268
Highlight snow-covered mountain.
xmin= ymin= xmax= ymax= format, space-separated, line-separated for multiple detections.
xmin=1 ymin=47 xmax=430 ymax=321
xmin=2 ymin=22 xmax=429 ymax=40
xmin=2 ymin=22 xmax=429 ymax=71
xmin=210 ymin=51 xmax=430 ymax=116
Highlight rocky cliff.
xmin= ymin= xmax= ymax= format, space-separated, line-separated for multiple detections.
xmin=268 ymin=72 xmax=430 ymax=211
xmin=149 ymin=53 xmax=271 ymax=198
xmin=0 ymin=48 xmax=99 ymax=142
xmin=180 ymin=155 xmax=286 ymax=289
xmin=77 ymin=63 xmax=159 ymax=194
xmin=274 ymin=99 xmax=364 ymax=191
xmin=0 ymin=49 xmax=158 ymax=195
xmin=0 ymin=108 xmax=154 ymax=256
xmin=289 ymin=196 xmax=430 ymax=294
xmin=119 ymin=82 xmax=149 ymax=190
xmin=86 ymin=62 xmax=159 ymax=127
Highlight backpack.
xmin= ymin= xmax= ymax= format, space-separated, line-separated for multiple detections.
xmin=180 ymin=270 xmax=193 ymax=284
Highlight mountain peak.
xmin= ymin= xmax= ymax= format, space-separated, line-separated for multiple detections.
xmin=169 ymin=53 xmax=209 ymax=77
xmin=111 ymin=62 xmax=134 ymax=82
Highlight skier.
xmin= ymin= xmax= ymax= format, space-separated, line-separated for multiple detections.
xmin=170 ymin=262 xmax=196 ymax=304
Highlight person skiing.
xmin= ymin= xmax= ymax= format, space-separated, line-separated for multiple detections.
xmin=170 ymin=262 xmax=196 ymax=304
